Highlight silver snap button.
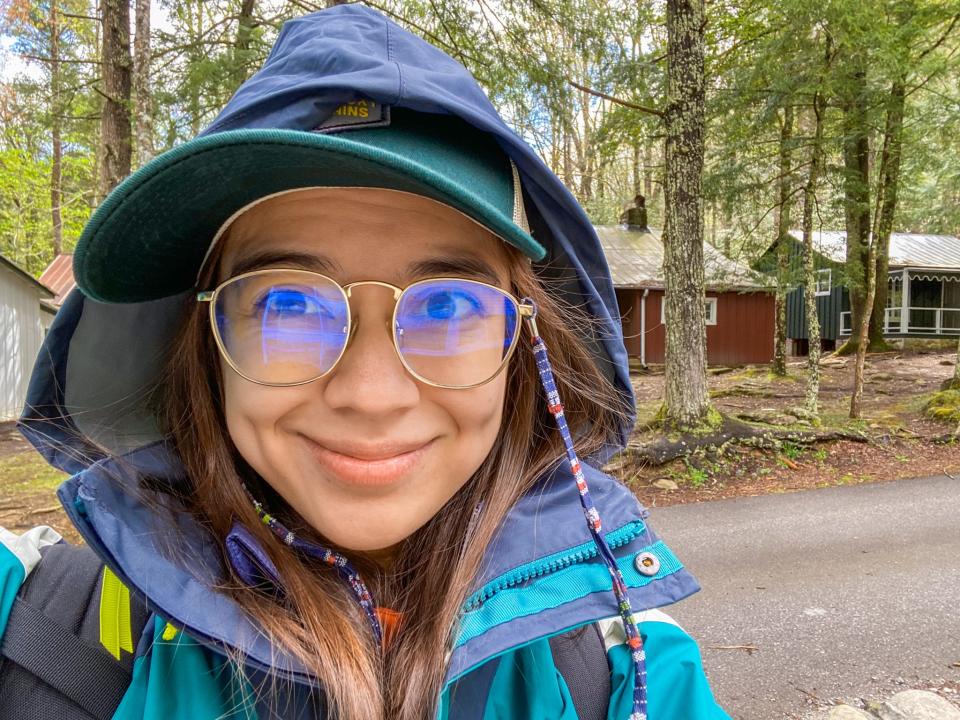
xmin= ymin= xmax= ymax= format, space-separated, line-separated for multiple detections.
xmin=634 ymin=551 xmax=660 ymax=576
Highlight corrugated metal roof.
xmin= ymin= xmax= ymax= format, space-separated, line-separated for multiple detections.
xmin=786 ymin=230 xmax=960 ymax=269
xmin=595 ymin=225 xmax=772 ymax=290
xmin=39 ymin=253 xmax=76 ymax=306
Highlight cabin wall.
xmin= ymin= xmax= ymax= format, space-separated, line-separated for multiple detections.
xmin=0 ymin=263 xmax=48 ymax=421
xmin=786 ymin=285 xmax=845 ymax=341
xmin=615 ymin=288 xmax=775 ymax=365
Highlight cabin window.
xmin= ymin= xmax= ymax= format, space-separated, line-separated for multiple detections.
xmin=661 ymin=296 xmax=718 ymax=325
xmin=704 ymin=297 xmax=718 ymax=325
xmin=815 ymin=269 xmax=832 ymax=296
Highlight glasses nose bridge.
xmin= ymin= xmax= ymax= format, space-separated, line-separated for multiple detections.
xmin=341 ymin=279 xmax=404 ymax=348
xmin=343 ymin=279 xmax=404 ymax=302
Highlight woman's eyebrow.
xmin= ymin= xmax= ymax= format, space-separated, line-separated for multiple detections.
xmin=406 ymin=255 xmax=503 ymax=285
xmin=228 ymin=250 xmax=341 ymax=277
xmin=228 ymin=249 xmax=503 ymax=285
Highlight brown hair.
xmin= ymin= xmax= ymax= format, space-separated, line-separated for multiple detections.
xmin=156 ymin=235 xmax=629 ymax=719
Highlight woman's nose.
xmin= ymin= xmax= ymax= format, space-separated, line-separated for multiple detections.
xmin=320 ymin=293 xmax=421 ymax=416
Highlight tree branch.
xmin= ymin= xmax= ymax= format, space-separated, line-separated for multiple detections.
xmin=916 ymin=13 xmax=960 ymax=62
xmin=60 ymin=12 xmax=100 ymax=22
xmin=567 ymin=79 xmax=664 ymax=118
xmin=19 ymin=54 xmax=99 ymax=65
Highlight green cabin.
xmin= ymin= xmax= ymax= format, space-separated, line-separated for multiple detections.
xmin=759 ymin=231 xmax=960 ymax=354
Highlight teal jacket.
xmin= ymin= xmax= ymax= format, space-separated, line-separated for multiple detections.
xmin=2 ymin=517 xmax=728 ymax=719
xmin=5 ymin=5 xmax=731 ymax=718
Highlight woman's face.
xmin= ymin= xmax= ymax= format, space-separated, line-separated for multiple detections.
xmin=216 ymin=188 xmax=514 ymax=557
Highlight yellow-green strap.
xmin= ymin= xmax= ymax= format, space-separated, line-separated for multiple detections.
xmin=99 ymin=566 xmax=133 ymax=660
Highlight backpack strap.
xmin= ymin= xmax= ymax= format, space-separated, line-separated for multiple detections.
xmin=549 ymin=621 xmax=611 ymax=720
xmin=0 ymin=542 xmax=151 ymax=720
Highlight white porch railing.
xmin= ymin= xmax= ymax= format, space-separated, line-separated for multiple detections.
xmin=840 ymin=307 xmax=960 ymax=336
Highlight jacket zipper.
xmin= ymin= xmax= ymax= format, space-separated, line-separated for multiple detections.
xmin=463 ymin=519 xmax=647 ymax=612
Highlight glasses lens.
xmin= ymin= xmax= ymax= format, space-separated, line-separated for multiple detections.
xmin=214 ymin=270 xmax=349 ymax=384
xmin=395 ymin=279 xmax=519 ymax=387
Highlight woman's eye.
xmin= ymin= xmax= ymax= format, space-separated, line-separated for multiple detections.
xmin=255 ymin=288 xmax=334 ymax=318
xmin=418 ymin=289 xmax=484 ymax=321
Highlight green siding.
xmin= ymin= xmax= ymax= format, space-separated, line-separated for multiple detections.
xmin=760 ymin=237 xmax=846 ymax=342
xmin=785 ymin=285 xmax=846 ymax=341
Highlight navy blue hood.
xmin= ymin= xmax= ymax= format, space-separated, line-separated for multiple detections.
xmin=17 ymin=3 xmax=696 ymax=694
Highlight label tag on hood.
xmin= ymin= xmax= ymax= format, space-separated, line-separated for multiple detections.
xmin=314 ymin=99 xmax=391 ymax=133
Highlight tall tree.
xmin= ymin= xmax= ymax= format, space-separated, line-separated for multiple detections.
xmin=98 ymin=0 xmax=132 ymax=197
xmin=772 ymin=105 xmax=795 ymax=377
xmin=801 ymin=40 xmax=830 ymax=417
xmin=662 ymin=0 xmax=710 ymax=430
xmin=48 ymin=0 xmax=62 ymax=256
xmin=837 ymin=58 xmax=872 ymax=355
xmin=232 ymin=0 xmax=257 ymax=87
xmin=868 ymin=78 xmax=906 ymax=343
xmin=850 ymin=236 xmax=877 ymax=418
xmin=133 ymin=0 xmax=152 ymax=167
xmin=1 ymin=0 xmax=99 ymax=269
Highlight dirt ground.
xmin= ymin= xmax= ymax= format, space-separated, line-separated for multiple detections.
xmin=0 ymin=423 xmax=84 ymax=544
xmin=614 ymin=347 xmax=960 ymax=508
xmin=1 ymin=348 xmax=958 ymax=541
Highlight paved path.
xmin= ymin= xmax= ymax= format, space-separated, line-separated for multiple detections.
xmin=651 ymin=475 xmax=960 ymax=719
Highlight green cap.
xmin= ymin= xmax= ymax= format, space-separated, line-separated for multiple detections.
xmin=73 ymin=106 xmax=546 ymax=303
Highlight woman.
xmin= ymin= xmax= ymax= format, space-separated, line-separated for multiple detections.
xmin=1 ymin=5 xmax=729 ymax=719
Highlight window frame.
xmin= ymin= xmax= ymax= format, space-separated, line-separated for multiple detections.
xmin=661 ymin=296 xmax=718 ymax=326
xmin=814 ymin=268 xmax=832 ymax=296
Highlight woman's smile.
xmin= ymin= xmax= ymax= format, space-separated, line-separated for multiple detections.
xmin=301 ymin=434 xmax=437 ymax=487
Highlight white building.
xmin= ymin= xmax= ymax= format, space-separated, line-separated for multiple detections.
xmin=1 ymin=254 xmax=56 ymax=421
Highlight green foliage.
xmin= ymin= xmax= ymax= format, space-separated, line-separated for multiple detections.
xmin=780 ymin=440 xmax=803 ymax=461
xmin=667 ymin=457 xmax=712 ymax=488
xmin=923 ymin=389 xmax=960 ymax=423
xmin=1 ymin=0 xmax=958 ymax=290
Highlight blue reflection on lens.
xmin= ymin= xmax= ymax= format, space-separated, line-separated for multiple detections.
xmin=502 ymin=295 xmax=517 ymax=349
xmin=256 ymin=288 xmax=336 ymax=318
xmin=396 ymin=280 xmax=513 ymax=361
xmin=255 ymin=287 xmax=344 ymax=365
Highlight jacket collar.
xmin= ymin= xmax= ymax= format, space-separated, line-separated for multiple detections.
xmin=56 ymin=441 xmax=698 ymax=688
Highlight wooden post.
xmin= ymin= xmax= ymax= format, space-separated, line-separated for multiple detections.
xmin=900 ymin=268 xmax=909 ymax=334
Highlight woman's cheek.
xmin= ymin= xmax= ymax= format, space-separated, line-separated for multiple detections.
xmin=222 ymin=369 xmax=303 ymax=479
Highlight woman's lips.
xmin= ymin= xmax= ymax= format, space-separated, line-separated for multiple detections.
xmin=302 ymin=435 xmax=435 ymax=487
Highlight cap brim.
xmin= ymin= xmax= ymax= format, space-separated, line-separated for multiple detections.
xmin=74 ymin=129 xmax=546 ymax=303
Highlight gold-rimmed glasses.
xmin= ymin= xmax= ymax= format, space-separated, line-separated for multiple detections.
xmin=197 ymin=268 xmax=537 ymax=389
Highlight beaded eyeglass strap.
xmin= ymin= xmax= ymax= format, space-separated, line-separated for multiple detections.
xmin=244 ymin=488 xmax=384 ymax=647
xmin=523 ymin=299 xmax=648 ymax=720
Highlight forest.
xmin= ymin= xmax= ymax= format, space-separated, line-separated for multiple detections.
xmin=2 ymin=0 xmax=959 ymax=433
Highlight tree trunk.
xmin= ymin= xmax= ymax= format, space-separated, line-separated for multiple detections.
xmin=772 ymin=104 xmax=795 ymax=377
xmin=551 ymin=117 xmax=561 ymax=178
xmin=802 ymin=90 xmax=826 ymax=417
xmin=868 ymin=78 xmax=906 ymax=349
xmin=643 ymin=143 xmax=653 ymax=198
xmin=954 ymin=336 xmax=960 ymax=386
xmin=579 ymin=82 xmax=593 ymax=201
xmin=850 ymin=234 xmax=876 ymax=418
xmin=133 ymin=0 xmax=153 ymax=167
xmin=711 ymin=201 xmax=718 ymax=250
xmin=98 ymin=0 xmax=133 ymax=198
xmin=187 ymin=0 xmax=203 ymax=136
xmin=663 ymin=0 xmax=711 ymax=430
xmin=232 ymin=0 xmax=256 ymax=89
xmin=49 ymin=0 xmax=63 ymax=258
xmin=839 ymin=65 xmax=871 ymax=355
